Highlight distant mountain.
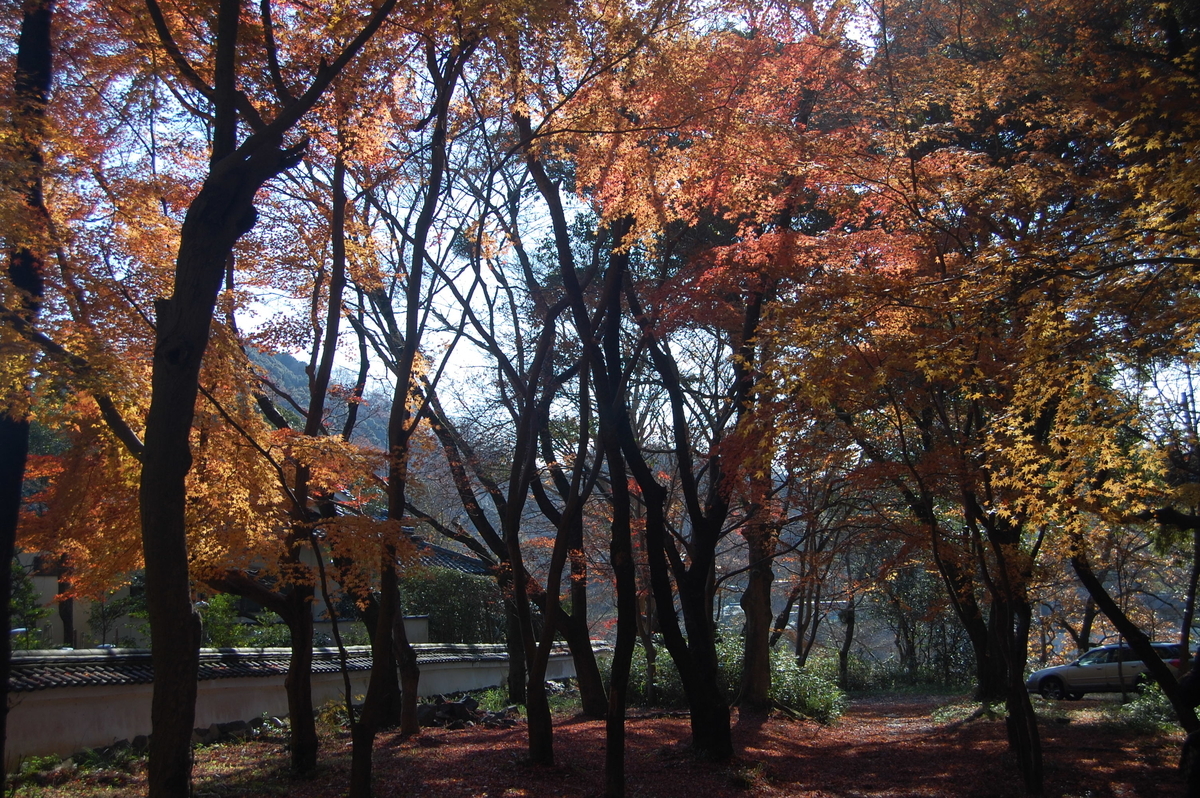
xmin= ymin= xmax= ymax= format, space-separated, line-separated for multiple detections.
xmin=246 ymin=349 xmax=389 ymax=451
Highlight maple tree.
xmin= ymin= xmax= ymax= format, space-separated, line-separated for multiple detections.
xmin=12 ymin=1 xmax=1200 ymax=796
xmin=119 ymin=1 xmax=397 ymax=793
xmin=1 ymin=0 xmax=53 ymax=787
xmin=738 ymin=1 xmax=1200 ymax=793
xmin=546 ymin=1 xmax=865 ymax=761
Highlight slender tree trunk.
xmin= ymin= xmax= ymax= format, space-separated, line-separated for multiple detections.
xmin=0 ymin=422 xmax=27 ymax=791
xmin=58 ymin=587 xmax=73 ymax=647
xmin=360 ymin=593 xmax=403 ymax=726
xmin=392 ymin=600 xmax=420 ymax=737
xmin=738 ymin=518 xmax=775 ymax=711
xmin=563 ymin=604 xmax=608 ymax=717
xmin=838 ymin=601 xmax=856 ymax=690
xmin=507 ymin=532 xmax=552 ymax=764
xmin=933 ymin=549 xmax=1006 ymax=700
xmin=1182 ymin=528 xmax=1200 ymax=656
xmin=1077 ymin=595 xmax=1099 ymax=654
xmin=349 ymin=555 xmax=400 ymax=798
xmin=636 ymin=593 xmax=658 ymax=706
xmin=597 ymin=267 xmax=637 ymax=796
xmin=675 ymin=567 xmax=732 ymax=759
xmin=996 ymin=595 xmax=1042 ymax=795
xmin=506 ymin=599 xmax=528 ymax=704
xmin=1072 ymin=554 xmax=1200 ymax=731
xmin=734 ymin=301 xmax=772 ymax=709
xmin=141 ymin=130 xmax=295 ymax=794
xmin=795 ymin=584 xmax=823 ymax=667
xmin=604 ymin=493 xmax=637 ymax=797
xmin=281 ymin=585 xmax=318 ymax=772
xmin=137 ymin=4 xmax=395 ymax=792
xmin=2 ymin=3 xmax=53 ymax=787
xmin=770 ymin=583 xmax=801 ymax=648
xmin=566 ymin=517 xmax=608 ymax=717
xmin=139 ymin=17 xmax=299 ymax=787
xmin=977 ymin=600 xmax=1012 ymax=699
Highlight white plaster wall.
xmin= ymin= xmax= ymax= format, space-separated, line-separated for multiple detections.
xmin=5 ymin=652 xmax=574 ymax=771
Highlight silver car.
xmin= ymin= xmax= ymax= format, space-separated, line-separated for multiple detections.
xmin=1025 ymin=643 xmax=1187 ymax=700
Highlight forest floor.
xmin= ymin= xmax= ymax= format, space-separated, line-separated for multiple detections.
xmin=11 ymin=692 xmax=1185 ymax=797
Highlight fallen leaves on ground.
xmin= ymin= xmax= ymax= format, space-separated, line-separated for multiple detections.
xmin=16 ymin=694 xmax=1183 ymax=797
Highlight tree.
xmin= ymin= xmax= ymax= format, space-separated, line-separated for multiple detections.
xmin=131 ymin=1 xmax=397 ymax=792
xmin=1 ymin=3 xmax=53 ymax=787
xmin=558 ymin=0 xmax=862 ymax=740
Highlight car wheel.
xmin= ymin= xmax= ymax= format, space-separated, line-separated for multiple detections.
xmin=1039 ymin=676 xmax=1067 ymax=701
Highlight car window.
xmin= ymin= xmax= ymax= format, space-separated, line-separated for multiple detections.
xmin=1079 ymin=649 xmax=1112 ymax=665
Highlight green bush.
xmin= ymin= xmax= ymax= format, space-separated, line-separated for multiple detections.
xmin=199 ymin=593 xmax=292 ymax=648
xmin=769 ymin=649 xmax=846 ymax=723
xmin=597 ymin=638 xmax=689 ymax=708
xmin=18 ymin=754 xmax=62 ymax=775
xmin=474 ymin=686 xmax=512 ymax=713
xmin=604 ymin=635 xmax=845 ymax=722
xmin=1117 ymin=683 xmax=1177 ymax=733
xmin=399 ymin=567 xmax=505 ymax=644
xmin=73 ymin=745 xmax=140 ymax=772
xmin=836 ymin=651 xmax=971 ymax=693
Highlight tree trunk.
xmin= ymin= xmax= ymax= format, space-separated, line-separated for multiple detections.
xmin=282 ymin=586 xmax=318 ymax=773
xmin=349 ymin=555 xmax=400 ymax=798
xmin=795 ymin=584 xmax=823 ymax=667
xmin=1182 ymin=528 xmax=1200 ymax=656
xmin=392 ymin=599 xmax=420 ymax=737
xmin=360 ymin=593 xmax=403 ymax=727
xmin=970 ymin=622 xmax=1008 ymax=700
xmin=675 ymin=569 xmax=733 ymax=760
xmin=141 ymin=135 xmax=298 ymax=797
xmin=563 ymin=604 xmax=608 ymax=717
xmin=636 ymin=593 xmax=658 ymax=706
xmin=506 ymin=535 xmax=552 ymax=764
xmin=995 ymin=595 xmax=1042 ymax=795
xmin=506 ymin=601 xmax=528 ymax=704
xmin=0 ymin=421 xmax=27 ymax=793
xmin=838 ymin=603 xmax=856 ymax=690
xmin=770 ymin=583 xmax=802 ymax=648
xmin=1072 ymin=554 xmax=1200 ymax=732
xmin=566 ymin=515 xmax=608 ymax=717
xmin=936 ymin=550 xmax=1006 ymax=701
xmin=2 ymin=3 xmax=53 ymax=788
xmin=605 ymin=542 xmax=638 ymax=797
xmin=598 ymin=309 xmax=637 ymax=796
xmin=136 ymin=5 xmax=395 ymax=792
xmin=738 ymin=519 xmax=775 ymax=711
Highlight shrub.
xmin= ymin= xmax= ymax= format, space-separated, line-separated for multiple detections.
xmin=198 ymin=593 xmax=292 ymax=648
xmin=619 ymin=638 xmax=689 ymax=708
xmin=19 ymin=754 xmax=62 ymax=775
xmin=474 ymin=686 xmax=511 ymax=713
xmin=769 ymin=649 xmax=846 ymax=723
xmin=74 ymin=745 xmax=140 ymax=772
xmin=399 ymin=567 xmax=505 ymax=643
xmin=604 ymin=635 xmax=845 ymax=722
xmin=1117 ymin=683 xmax=1177 ymax=733
xmin=835 ymin=651 xmax=972 ymax=693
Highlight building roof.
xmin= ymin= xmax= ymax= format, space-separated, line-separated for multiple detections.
xmin=414 ymin=540 xmax=493 ymax=576
xmin=8 ymin=643 xmax=519 ymax=692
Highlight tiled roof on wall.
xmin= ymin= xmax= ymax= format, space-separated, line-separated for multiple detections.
xmin=9 ymin=643 xmax=522 ymax=692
